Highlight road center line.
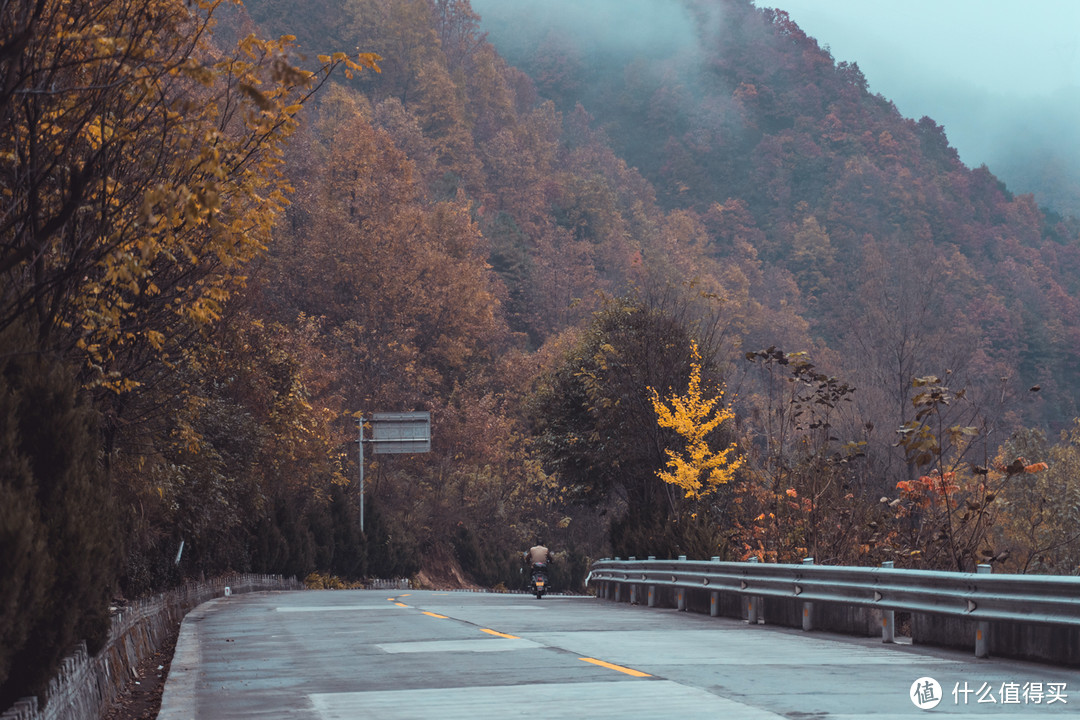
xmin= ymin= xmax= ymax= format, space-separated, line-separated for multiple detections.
xmin=579 ymin=657 xmax=651 ymax=677
xmin=393 ymin=602 xmax=409 ymax=607
xmin=480 ymin=628 xmax=521 ymax=639
xmin=422 ymin=611 xmax=449 ymax=618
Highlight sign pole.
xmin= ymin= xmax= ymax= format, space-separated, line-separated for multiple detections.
xmin=358 ymin=411 xmax=430 ymax=535
xmin=358 ymin=415 xmax=365 ymax=534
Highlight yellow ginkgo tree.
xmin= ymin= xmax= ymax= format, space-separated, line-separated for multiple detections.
xmin=649 ymin=341 xmax=742 ymax=500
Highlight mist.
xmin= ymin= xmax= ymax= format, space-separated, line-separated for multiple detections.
xmin=469 ymin=0 xmax=702 ymax=64
xmin=776 ymin=0 xmax=1080 ymax=218
xmin=469 ymin=0 xmax=1080 ymax=218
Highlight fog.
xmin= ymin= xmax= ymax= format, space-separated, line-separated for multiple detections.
xmin=781 ymin=0 xmax=1080 ymax=217
xmin=469 ymin=0 xmax=1080 ymax=217
xmin=468 ymin=0 xmax=704 ymax=66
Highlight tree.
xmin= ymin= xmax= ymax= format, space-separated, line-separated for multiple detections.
xmin=735 ymin=346 xmax=880 ymax=564
xmin=649 ymin=341 xmax=741 ymax=500
xmin=0 ymin=0 xmax=377 ymax=382
xmin=0 ymin=333 xmax=118 ymax=707
xmin=890 ymin=375 xmax=1050 ymax=571
xmin=529 ymin=295 xmax=736 ymax=557
xmin=991 ymin=426 xmax=1080 ymax=575
xmin=346 ymin=0 xmax=439 ymax=106
xmin=837 ymin=241 xmax=982 ymax=487
xmin=0 ymin=0 xmax=379 ymax=701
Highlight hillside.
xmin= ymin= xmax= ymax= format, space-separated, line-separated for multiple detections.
xmin=472 ymin=0 xmax=1080 ymax=430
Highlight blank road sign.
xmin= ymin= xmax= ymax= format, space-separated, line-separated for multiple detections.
xmin=371 ymin=412 xmax=431 ymax=454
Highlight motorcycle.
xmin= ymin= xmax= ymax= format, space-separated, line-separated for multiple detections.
xmin=530 ymin=562 xmax=548 ymax=599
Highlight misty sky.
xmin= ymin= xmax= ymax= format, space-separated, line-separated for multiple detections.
xmin=469 ymin=0 xmax=1080 ymax=215
xmin=781 ymin=0 xmax=1080 ymax=99
xmin=780 ymin=0 xmax=1080 ymax=205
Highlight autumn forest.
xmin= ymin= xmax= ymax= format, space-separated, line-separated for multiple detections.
xmin=4 ymin=0 xmax=1080 ymax=704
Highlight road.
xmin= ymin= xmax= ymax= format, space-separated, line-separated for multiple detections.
xmin=158 ymin=589 xmax=1077 ymax=718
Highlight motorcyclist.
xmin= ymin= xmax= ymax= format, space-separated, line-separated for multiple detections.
xmin=524 ymin=543 xmax=552 ymax=586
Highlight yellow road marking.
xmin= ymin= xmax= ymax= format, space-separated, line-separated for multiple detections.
xmin=422 ymin=611 xmax=449 ymax=619
xmin=480 ymin=628 xmax=521 ymax=639
xmin=400 ymin=593 xmax=411 ymax=597
xmin=394 ymin=602 xmax=409 ymax=607
xmin=579 ymin=657 xmax=651 ymax=677
xmin=387 ymin=598 xmax=396 ymax=602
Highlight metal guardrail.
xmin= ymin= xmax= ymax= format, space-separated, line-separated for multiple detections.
xmin=589 ymin=556 xmax=1080 ymax=663
xmin=587 ymin=557 xmax=1080 ymax=628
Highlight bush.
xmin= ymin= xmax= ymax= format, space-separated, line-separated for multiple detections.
xmin=304 ymin=572 xmax=364 ymax=589
xmin=0 ymin=332 xmax=119 ymax=708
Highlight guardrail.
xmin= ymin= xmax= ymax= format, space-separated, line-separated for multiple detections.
xmin=587 ymin=557 xmax=1080 ymax=666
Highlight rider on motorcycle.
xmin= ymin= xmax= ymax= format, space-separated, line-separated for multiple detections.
xmin=524 ymin=543 xmax=552 ymax=585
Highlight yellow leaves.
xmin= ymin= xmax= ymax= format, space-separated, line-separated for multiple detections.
xmin=649 ymin=341 xmax=742 ymax=499
xmin=238 ymin=33 xmax=264 ymax=61
xmin=344 ymin=53 xmax=383 ymax=79
xmin=82 ymin=117 xmax=115 ymax=150
xmin=317 ymin=52 xmax=382 ymax=79
xmin=1 ymin=0 xmax=388 ymax=399
xmin=184 ymin=295 xmax=222 ymax=325
xmin=177 ymin=57 xmax=215 ymax=86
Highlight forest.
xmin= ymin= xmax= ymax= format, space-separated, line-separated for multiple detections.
xmin=3 ymin=0 xmax=1080 ymax=706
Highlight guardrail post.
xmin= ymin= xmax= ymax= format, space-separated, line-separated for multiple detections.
xmin=745 ymin=596 xmax=758 ymax=624
xmin=880 ymin=561 xmax=895 ymax=643
xmin=614 ymin=583 xmax=621 ymax=602
xmin=801 ymin=557 xmax=814 ymax=631
xmin=677 ymin=588 xmax=687 ymax=611
xmin=745 ymin=557 xmax=759 ymax=624
xmin=975 ymin=563 xmax=991 ymax=658
xmin=630 ymin=584 xmax=638 ymax=604
xmin=648 ymin=585 xmax=657 ymax=607
xmin=709 ymin=557 xmax=721 ymax=616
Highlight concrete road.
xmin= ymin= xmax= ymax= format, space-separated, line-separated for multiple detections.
xmin=159 ymin=589 xmax=1077 ymax=718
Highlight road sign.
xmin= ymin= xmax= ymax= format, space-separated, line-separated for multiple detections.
xmin=358 ymin=411 xmax=432 ymax=532
xmin=370 ymin=411 xmax=431 ymax=454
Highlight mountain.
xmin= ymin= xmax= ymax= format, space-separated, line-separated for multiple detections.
xmin=468 ymin=0 xmax=1080 ymax=434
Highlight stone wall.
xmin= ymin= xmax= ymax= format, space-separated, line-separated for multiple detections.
xmin=0 ymin=574 xmax=303 ymax=720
